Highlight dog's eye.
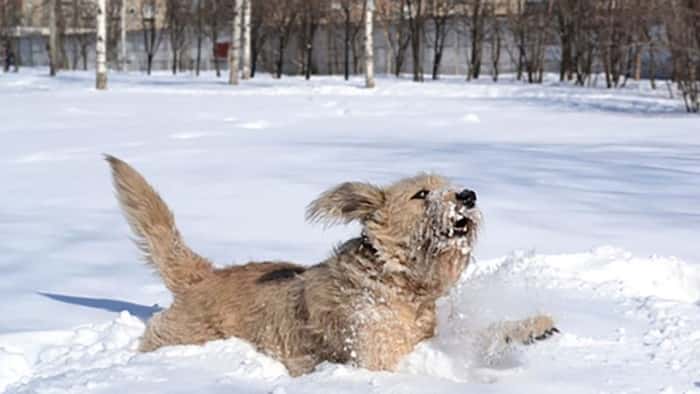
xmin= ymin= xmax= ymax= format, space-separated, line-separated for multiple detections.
xmin=411 ymin=189 xmax=429 ymax=200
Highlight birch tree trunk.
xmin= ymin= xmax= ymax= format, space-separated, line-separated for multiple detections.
xmin=120 ymin=0 xmax=127 ymax=71
xmin=48 ymin=0 xmax=58 ymax=76
xmin=229 ymin=0 xmax=242 ymax=85
xmin=364 ymin=0 xmax=375 ymax=88
xmin=96 ymin=0 xmax=108 ymax=90
xmin=241 ymin=0 xmax=252 ymax=80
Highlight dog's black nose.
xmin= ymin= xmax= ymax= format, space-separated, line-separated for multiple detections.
xmin=457 ymin=189 xmax=477 ymax=207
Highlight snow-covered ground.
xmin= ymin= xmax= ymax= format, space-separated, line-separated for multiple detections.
xmin=1 ymin=69 xmax=698 ymax=393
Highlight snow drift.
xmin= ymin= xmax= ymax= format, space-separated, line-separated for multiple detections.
xmin=0 ymin=70 xmax=698 ymax=393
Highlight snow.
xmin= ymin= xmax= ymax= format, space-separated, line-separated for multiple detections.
xmin=1 ymin=69 xmax=699 ymax=393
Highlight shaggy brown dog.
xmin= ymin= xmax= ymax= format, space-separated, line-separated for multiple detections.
xmin=106 ymin=155 xmax=557 ymax=376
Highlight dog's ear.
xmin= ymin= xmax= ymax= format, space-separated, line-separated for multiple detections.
xmin=306 ymin=182 xmax=385 ymax=225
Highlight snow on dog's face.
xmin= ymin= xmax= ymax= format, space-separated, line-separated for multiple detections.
xmin=306 ymin=174 xmax=481 ymax=296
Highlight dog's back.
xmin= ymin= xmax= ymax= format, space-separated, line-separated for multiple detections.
xmin=138 ymin=260 xmax=314 ymax=359
xmin=107 ymin=156 xmax=319 ymax=363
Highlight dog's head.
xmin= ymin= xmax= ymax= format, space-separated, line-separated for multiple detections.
xmin=306 ymin=174 xmax=481 ymax=296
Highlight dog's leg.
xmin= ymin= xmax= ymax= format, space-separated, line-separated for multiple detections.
xmin=474 ymin=315 xmax=558 ymax=364
xmin=488 ymin=315 xmax=559 ymax=345
xmin=281 ymin=355 xmax=321 ymax=377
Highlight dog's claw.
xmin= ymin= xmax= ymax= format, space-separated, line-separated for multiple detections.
xmin=533 ymin=327 xmax=560 ymax=342
xmin=524 ymin=334 xmax=535 ymax=345
xmin=498 ymin=317 xmax=559 ymax=346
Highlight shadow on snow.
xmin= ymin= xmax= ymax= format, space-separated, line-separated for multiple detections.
xmin=38 ymin=292 xmax=162 ymax=321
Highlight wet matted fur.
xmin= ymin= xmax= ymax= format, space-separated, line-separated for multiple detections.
xmin=105 ymin=155 xmax=557 ymax=376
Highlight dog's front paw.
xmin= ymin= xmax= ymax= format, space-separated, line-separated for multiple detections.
xmin=503 ymin=315 xmax=559 ymax=345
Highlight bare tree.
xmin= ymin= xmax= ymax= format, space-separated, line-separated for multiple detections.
xmin=300 ymin=0 xmax=324 ymax=80
xmin=465 ymin=0 xmax=486 ymax=80
xmin=626 ymin=0 xmax=649 ymax=84
xmin=598 ymin=0 xmax=629 ymax=88
xmin=270 ymin=0 xmax=298 ymax=78
xmin=104 ymin=1 xmax=122 ymax=67
xmin=640 ymin=0 xmax=662 ymax=89
xmin=527 ymin=2 xmax=550 ymax=84
xmin=204 ymin=0 xmax=227 ymax=77
xmin=506 ymin=0 xmax=551 ymax=83
xmin=166 ymin=0 xmax=190 ymax=75
xmin=57 ymin=0 xmax=71 ymax=70
xmin=571 ymin=0 xmax=598 ymax=86
xmin=49 ymin=0 xmax=58 ymax=76
xmin=664 ymin=0 xmax=699 ymax=112
xmin=194 ymin=0 xmax=205 ymax=75
xmin=68 ymin=1 xmax=97 ymax=70
xmin=249 ymin=0 xmax=269 ymax=77
xmin=4 ymin=0 xmax=692 ymax=96
xmin=120 ymin=0 xmax=127 ymax=71
xmin=554 ymin=0 xmax=575 ymax=81
xmin=405 ymin=0 xmax=425 ymax=82
xmin=249 ymin=0 xmax=270 ymax=77
xmin=350 ymin=1 xmax=366 ymax=75
xmin=140 ymin=0 xmax=164 ymax=75
xmin=0 ymin=1 xmax=4 ymax=64
xmin=337 ymin=0 xmax=360 ymax=80
xmin=96 ymin=0 xmax=107 ymax=90
xmin=365 ymin=0 xmax=375 ymax=88
xmin=1 ymin=0 xmax=21 ymax=72
xmin=486 ymin=3 xmax=502 ymax=82
xmin=552 ymin=0 xmax=597 ymax=85
xmin=325 ymin=16 xmax=340 ymax=74
xmin=229 ymin=0 xmax=242 ymax=84
xmin=426 ymin=0 xmax=456 ymax=80
xmin=241 ymin=0 xmax=252 ymax=79
xmin=376 ymin=0 xmax=410 ymax=77
xmin=0 ymin=2 xmax=7 ymax=72
xmin=0 ymin=1 xmax=5 ymax=72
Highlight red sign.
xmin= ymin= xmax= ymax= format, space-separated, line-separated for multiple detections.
xmin=214 ymin=42 xmax=230 ymax=59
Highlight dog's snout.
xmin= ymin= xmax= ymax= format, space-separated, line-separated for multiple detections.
xmin=457 ymin=189 xmax=477 ymax=207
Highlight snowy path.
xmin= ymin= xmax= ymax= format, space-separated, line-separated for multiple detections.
xmin=0 ymin=70 xmax=698 ymax=393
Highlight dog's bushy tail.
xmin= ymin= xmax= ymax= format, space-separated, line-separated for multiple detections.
xmin=106 ymin=155 xmax=213 ymax=295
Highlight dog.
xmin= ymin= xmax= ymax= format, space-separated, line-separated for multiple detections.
xmin=106 ymin=155 xmax=557 ymax=376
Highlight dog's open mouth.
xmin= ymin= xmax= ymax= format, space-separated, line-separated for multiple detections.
xmin=429 ymin=195 xmax=481 ymax=240
xmin=452 ymin=215 xmax=470 ymax=237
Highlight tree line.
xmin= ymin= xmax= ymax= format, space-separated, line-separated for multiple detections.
xmin=0 ymin=0 xmax=698 ymax=112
